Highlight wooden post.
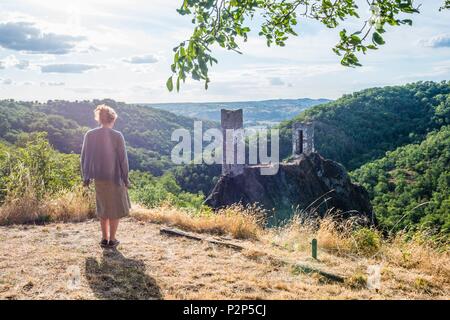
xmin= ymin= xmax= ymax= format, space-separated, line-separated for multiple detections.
xmin=312 ymin=238 xmax=318 ymax=259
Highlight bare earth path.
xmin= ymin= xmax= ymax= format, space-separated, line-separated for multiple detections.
xmin=0 ymin=218 xmax=448 ymax=300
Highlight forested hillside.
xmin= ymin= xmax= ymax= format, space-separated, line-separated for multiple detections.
xmin=278 ymin=81 xmax=450 ymax=170
xmin=352 ymin=126 xmax=450 ymax=236
xmin=0 ymin=100 xmax=87 ymax=154
xmin=0 ymin=99 xmax=217 ymax=176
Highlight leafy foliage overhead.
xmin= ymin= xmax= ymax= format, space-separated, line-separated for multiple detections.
xmin=167 ymin=0 xmax=448 ymax=91
xmin=441 ymin=0 xmax=450 ymax=10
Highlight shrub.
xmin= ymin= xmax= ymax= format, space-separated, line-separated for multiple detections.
xmin=0 ymin=133 xmax=89 ymax=225
xmin=0 ymin=132 xmax=81 ymax=204
xmin=129 ymin=171 xmax=205 ymax=210
xmin=351 ymin=228 xmax=382 ymax=256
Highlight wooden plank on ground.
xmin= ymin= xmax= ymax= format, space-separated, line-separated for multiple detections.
xmin=160 ymin=227 xmax=245 ymax=251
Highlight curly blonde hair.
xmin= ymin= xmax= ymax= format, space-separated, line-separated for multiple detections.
xmin=94 ymin=104 xmax=117 ymax=125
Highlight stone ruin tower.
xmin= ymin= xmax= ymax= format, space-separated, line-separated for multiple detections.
xmin=221 ymin=109 xmax=245 ymax=176
xmin=292 ymin=122 xmax=314 ymax=157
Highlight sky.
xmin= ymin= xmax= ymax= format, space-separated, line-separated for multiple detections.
xmin=0 ymin=0 xmax=449 ymax=103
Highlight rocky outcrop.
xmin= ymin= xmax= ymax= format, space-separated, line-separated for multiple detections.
xmin=205 ymin=153 xmax=374 ymax=223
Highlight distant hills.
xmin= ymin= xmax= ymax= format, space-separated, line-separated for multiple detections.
xmin=144 ymin=98 xmax=330 ymax=128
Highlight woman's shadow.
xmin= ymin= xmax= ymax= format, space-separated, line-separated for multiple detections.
xmin=85 ymin=248 xmax=162 ymax=300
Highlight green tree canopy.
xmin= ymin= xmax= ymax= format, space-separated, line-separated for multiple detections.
xmin=167 ymin=0 xmax=448 ymax=91
xmin=351 ymin=126 xmax=450 ymax=237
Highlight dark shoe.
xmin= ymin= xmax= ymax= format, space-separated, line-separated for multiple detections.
xmin=108 ymin=239 xmax=120 ymax=248
xmin=100 ymin=239 xmax=108 ymax=248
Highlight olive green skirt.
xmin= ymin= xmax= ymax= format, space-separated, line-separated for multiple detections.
xmin=94 ymin=180 xmax=131 ymax=219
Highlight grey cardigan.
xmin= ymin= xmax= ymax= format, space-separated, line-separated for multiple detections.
xmin=81 ymin=127 xmax=130 ymax=187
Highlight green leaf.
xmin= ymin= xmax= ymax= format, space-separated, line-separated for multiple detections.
xmin=192 ymin=70 xmax=200 ymax=81
xmin=166 ymin=77 xmax=174 ymax=92
xmin=198 ymin=58 xmax=208 ymax=75
xmin=350 ymin=34 xmax=361 ymax=45
xmin=372 ymin=32 xmax=385 ymax=45
xmin=402 ymin=19 xmax=413 ymax=26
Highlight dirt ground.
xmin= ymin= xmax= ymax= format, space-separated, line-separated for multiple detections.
xmin=0 ymin=217 xmax=448 ymax=300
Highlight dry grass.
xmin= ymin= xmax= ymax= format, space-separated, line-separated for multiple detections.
xmin=0 ymin=197 xmax=448 ymax=299
xmin=40 ymin=187 xmax=96 ymax=223
xmin=131 ymin=204 xmax=265 ymax=240
xmin=129 ymin=206 xmax=449 ymax=297
xmin=263 ymin=213 xmax=449 ymax=294
xmin=382 ymin=232 xmax=450 ymax=279
xmin=345 ymin=272 xmax=368 ymax=290
xmin=0 ymin=186 xmax=95 ymax=225
xmin=0 ymin=217 xmax=448 ymax=300
xmin=316 ymin=217 xmax=382 ymax=257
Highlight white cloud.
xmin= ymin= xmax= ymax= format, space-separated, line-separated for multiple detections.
xmin=269 ymin=77 xmax=285 ymax=86
xmin=48 ymin=81 xmax=65 ymax=86
xmin=122 ymin=54 xmax=158 ymax=64
xmin=0 ymin=55 xmax=30 ymax=69
xmin=67 ymin=86 xmax=118 ymax=94
xmin=394 ymin=60 xmax=450 ymax=81
xmin=0 ymin=21 xmax=86 ymax=54
xmin=15 ymin=60 xmax=30 ymax=69
xmin=419 ymin=34 xmax=450 ymax=48
xmin=40 ymin=63 xmax=99 ymax=73
xmin=40 ymin=81 xmax=65 ymax=86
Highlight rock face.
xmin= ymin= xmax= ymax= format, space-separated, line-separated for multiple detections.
xmin=205 ymin=153 xmax=374 ymax=223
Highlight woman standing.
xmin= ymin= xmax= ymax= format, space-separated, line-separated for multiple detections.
xmin=81 ymin=104 xmax=131 ymax=248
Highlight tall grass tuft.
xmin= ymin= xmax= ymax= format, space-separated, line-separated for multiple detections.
xmin=40 ymin=186 xmax=96 ymax=223
xmin=383 ymin=231 xmax=450 ymax=277
xmin=266 ymin=209 xmax=449 ymax=277
xmin=132 ymin=203 xmax=265 ymax=240
xmin=0 ymin=185 xmax=95 ymax=225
